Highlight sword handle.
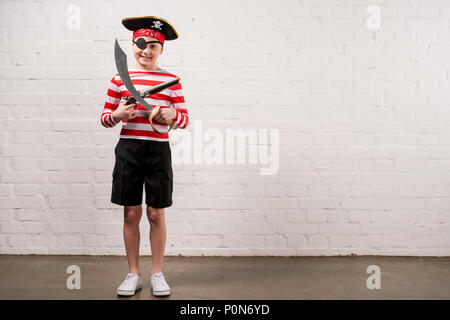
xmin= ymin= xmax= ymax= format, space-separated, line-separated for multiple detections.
xmin=149 ymin=105 xmax=177 ymax=135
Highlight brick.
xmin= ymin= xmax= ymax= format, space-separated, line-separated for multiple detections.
xmin=264 ymin=235 xmax=287 ymax=247
xmin=0 ymin=66 xmax=45 ymax=79
xmin=287 ymin=185 xmax=308 ymax=197
xmin=237 ymin=223 xmax=275 ymax=235
xmin=0 ymin=196 xmax=45 ymax=208
xmin=1 ymin=222 xmax=46 ymax=234
xmin=12 ymin=158 xmax=40 ymax=171
xmin=42 ymin=133 xmax=68 ymax=145
xmin=48 ymin=197 xmax=92 ymax=208
xmin=240 ymin=235 xmax=265 ymax=247
xmin=40 ymin=159 xmax=65 ymax=171
xmin=306 ymin=235 xmax=328 ymax=248
xmin=6 ymin=234 xmax=35 ymax=247
xmin=13 ymin=132 xmax=41 ymax=144
xmin=319 ymin=223 xmax=359 ymax=235
xmin=95 ymin=223 xmax=121 ymax=235
xmin=0 ymin=94 xmax=46 ymax=106
xmin=342 ymin=198 xmax=385 ymax=210
xmin=167 ymin=223 xmax=194 ymax=235
xmin=329 ymin=235 xmax=351 ymax=248
xmin=59 ymin=222 xmax=96 ymax=234
xmin=3 ymin=120 xmax=51 ymax=132
xmin=299 ymin=198 xmax=340 ymax=209
xmin=276 ymin=223 xmax=319 ymax=235
xmin=201 ymin=184 xmax=245 ymax=197
xmin=195 ymin=223 xmax=235 ymax=235
xmin=256 ymin=198 xmax=297 ymax=209
xmin=2 ymin=145 xmax=48 ymax=157
xmin=424 ymin=199 xmax=450 ymax=211
xmin=0 ymin=184 xmax=11 ymax=196
xmin=47 ymin=172 xmax=91 ymax=183
xmin=49 ymin=146 xmax=95 ymax=158
xmin=16 ymin=210 xmax=45 ymax=221
xmin=14 ymin=184 xmax=40 ymax=196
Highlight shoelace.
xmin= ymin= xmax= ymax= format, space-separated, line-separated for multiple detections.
xmin=124 ymin=273 xmax=137 ymax=283
xmin=152 ymin=273 xmax=167 ymax=287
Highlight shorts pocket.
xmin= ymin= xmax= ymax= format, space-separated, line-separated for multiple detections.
xmin=166 ymin=167 xmax=173 ymax=180
xmin=165 ymin=171 xmax=173 ymax=195
xmin=158 ymin=171 xmax=172 ymax=194
xmin=144 ymin=165 xmax=173 ymax=207
xmin=111 ymin=162 xmax=126 ymax=205
xmin=112 ymin=163 xmax=119 ymax=178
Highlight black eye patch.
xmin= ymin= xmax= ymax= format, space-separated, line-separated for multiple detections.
xmin=133 ymin=38 xmax=162 ymax=49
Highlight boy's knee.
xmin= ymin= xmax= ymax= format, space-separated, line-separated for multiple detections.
xmin=124 ymin=205 xmax=142 ymax=224
xmin=146 ymin=206 xmax=164 ymax=224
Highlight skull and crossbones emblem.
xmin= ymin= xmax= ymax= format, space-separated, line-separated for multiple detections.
xmin=152 ymin=21 xmax=163 ymax=30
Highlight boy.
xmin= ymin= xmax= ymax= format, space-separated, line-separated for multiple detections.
xmin=100 ymin=16 xmax=189 ymax=297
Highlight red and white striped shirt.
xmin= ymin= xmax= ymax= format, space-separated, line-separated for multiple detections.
xmin=101 ymin=68 xmax=189 ymax=142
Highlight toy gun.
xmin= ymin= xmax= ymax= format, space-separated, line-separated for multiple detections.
xmin=121 ymin=76 xmax=180 ymax=105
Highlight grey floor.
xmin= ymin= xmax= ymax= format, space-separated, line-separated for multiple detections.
xmin=0 ymin=255 xmax=449 ymax=299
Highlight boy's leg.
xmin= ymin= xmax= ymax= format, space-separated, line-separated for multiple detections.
xmin=146 ymin=206 xmax=166 ymax=274
xmin=124 ymin=205 xmax=143 ymax=275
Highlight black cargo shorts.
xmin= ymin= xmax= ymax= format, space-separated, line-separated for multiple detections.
xmin=111 ymin=138 xmax=173 ymax=208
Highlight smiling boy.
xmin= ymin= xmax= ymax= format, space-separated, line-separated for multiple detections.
xmin=100 ymin=16 xmax=189 ymax=297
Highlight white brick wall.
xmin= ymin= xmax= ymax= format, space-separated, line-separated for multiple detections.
xmin=0 ymin=0 xmax=449 ymax=256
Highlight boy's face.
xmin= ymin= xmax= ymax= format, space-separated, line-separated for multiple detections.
xmin=132 ymin=36 xmax=164 ymax=70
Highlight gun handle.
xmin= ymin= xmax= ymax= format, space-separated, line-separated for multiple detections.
xmin=123 ymin=96 xmax=136 ymax=106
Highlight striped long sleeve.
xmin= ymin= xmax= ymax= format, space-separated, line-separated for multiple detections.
xmin=169 ymin=81 xmax=189 ymax=129
xmin=100 ymin=68 xmax=190 ymax=142
xmin=101 ymin=76 xmax=121 ymax=128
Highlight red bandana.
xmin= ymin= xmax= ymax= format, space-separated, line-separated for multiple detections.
xmin=132 ymin=29 xmax=165 ymax=45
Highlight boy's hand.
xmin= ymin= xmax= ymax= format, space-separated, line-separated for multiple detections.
xmin=112 ymin=100 xmax=137 ymax=122
xmin=153 ymin=107 xmax=176 ymax=124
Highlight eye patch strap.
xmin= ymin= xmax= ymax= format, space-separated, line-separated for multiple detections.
xmin=133 ymin=38 xmax=164 ymax=49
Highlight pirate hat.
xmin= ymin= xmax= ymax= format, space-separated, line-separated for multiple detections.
xmin=122 ymin=16 xmax=179 ymax=42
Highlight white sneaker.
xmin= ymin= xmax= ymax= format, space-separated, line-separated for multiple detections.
xmin=117 ymin=273 xmax=142 ymax=296
xmin=150 ymin=272 xmax=171 ymax=296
